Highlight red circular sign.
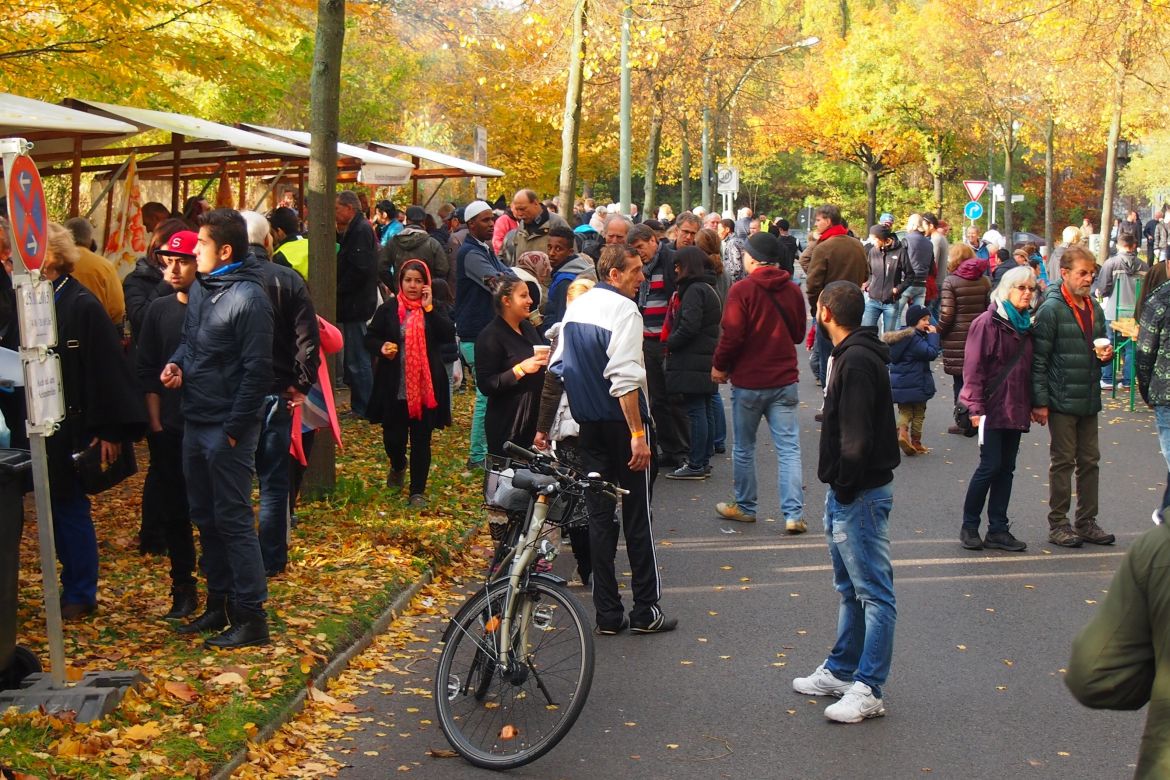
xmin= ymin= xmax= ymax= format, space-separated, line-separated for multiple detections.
xmin=6 ymin=155 xmax=47 ymax=272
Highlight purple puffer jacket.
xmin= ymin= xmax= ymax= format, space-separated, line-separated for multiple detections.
xmin=958 ymin=302 xmax=1034 ymax=431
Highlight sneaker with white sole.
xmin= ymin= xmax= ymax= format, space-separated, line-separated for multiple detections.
xmin=792 ymin=663 xmax=852 ymax=697
xmin=824 ymin=681 xmax=886 ymax=723
xmin=785 ymin=517 xmax=807 ymax=535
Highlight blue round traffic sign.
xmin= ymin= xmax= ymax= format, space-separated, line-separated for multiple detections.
xmin=6 ymin=155 xmax=47 ymax=272
xmin=963 ymin=200 xmax=984 ymax=221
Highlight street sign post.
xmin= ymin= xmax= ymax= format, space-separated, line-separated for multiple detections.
xmin=963 ymin=180 xmax=988 ymax=202
xmin=5 ymin=153 xmax=47 ymax=272
xmin=2 ymin=138 xmax=67 ymax=688
xmin=964 ymin=200 xmax=985 ymax=221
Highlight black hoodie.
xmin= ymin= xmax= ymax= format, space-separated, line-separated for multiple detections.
xmin=819 ymin=327 xmax=900 ymax=503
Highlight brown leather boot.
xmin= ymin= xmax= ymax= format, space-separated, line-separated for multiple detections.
xmin=898 ymin=426 xmax=916 ymax=456
xmin=912 ymin=437 xmax=930 ymax=455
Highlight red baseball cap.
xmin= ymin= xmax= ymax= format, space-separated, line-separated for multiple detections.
xmin=158 ymin=230 xmax=198 ymax=257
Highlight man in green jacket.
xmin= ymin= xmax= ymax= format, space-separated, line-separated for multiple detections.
xmin=1066 ymin=517 xmax=1170 ymax=779
xmin=1031 ymin=245 xmax=1116 ymax=547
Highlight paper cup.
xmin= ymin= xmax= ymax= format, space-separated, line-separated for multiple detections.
xmin=533 ymin=345 xmax=551 ymax=360
xmin=1093 ymin=338 xmax=1110 ymax=350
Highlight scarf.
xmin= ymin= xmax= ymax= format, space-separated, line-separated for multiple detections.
xmin=818 ymin=224 xmax=848 ymax=241
xmin=397 ymin=261 xmax=438 ymax=420
xmin=1004 ymin=300 xmax=1032 ymax=333
xmin=1060 ymin=282 xmax=1093 ymax=337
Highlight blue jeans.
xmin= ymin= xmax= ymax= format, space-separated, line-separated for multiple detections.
xmin=184 ymin=421 xmax=268 ymax=619
xmin=862 ymin=298 xmax=896 ymax=333
xmin=685 ymin=394 xmax=714 ymax=469
xmin=341 ymin=321 xmax=374 ymax=417
xmin=894 ymin=285 xmax=926 ymax=328
xmin=256 ymin=396 xmax=292 ymax=576
xmin=711 ymin=390 xmax=726 ymax=451
xmin=961 ymin=428 xmax=1022 ymax=534
xmin=814 ymin=323 xmax=831 ymax=386
xmin=1155 ymin=406 xmax=1170 ymax=510
xmin=1101 ymin=320 xmax=1132 ymax=385
xmin=460 ymin=341 xmax=488 ymax=463
xmin=823 ymin=483 xmax=897 ymax=698
xmin=731 ymin=384 xmax=803 ymax=519
xmin=52 ymin=485 xmax=96 ymax=606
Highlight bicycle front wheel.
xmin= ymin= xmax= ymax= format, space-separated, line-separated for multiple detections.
xmin=434 ymin=579 xmax=594 ymax=770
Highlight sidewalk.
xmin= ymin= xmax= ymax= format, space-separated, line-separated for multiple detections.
xmin=0 ymin=396 xmax=480 ymax=780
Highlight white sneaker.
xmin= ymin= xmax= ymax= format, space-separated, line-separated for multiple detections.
xmin=824 ymin=681 xmax=886 ymax=723
xmin=792 ymin=664 xmax=852 ymax=697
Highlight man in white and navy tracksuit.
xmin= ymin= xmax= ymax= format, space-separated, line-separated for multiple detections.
xmin=550 ymin=244 xmax=678 ymax=635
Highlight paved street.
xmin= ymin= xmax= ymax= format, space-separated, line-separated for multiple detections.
xmin=324 ymin=366 xmax=1155 ymax=779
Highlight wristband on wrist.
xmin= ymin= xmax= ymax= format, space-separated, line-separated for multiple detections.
xmin=630 ymin=429 xmax=646 ymax=439
xmin=513 ymin=364 xmax=526 ymax=379
xmin=424 ymin=304 xmax=433 ymax=313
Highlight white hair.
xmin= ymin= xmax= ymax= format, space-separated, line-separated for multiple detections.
xmin=906 ymin=213 xmax=923 ymax=233
xmin=737 ymin=207 xmax=752 ymax=219
xmin=240 ymin=210 xmax=270 ymax=246
xmin=990 ymin=265 xmax=1035 ymax=305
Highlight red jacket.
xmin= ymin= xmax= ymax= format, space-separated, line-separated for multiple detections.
xmin=713 ymin=267 xmax=806 ymax=389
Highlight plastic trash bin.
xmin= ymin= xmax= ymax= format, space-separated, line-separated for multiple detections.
xmin=0 ymin=449 xmax=36 ymax=690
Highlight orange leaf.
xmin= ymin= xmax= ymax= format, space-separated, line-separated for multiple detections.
xmin=164 ymin=681 xmax=198 ymax=702
xmin=499 ymin=724 xmax=519 ymax=740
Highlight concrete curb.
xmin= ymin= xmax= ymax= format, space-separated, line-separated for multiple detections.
xmin=211 ymin=522 xmax=480 ymax=780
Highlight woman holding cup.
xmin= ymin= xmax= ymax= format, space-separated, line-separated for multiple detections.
xmin=365 ymin=260 xmax=454 ymax=506
xmin=476 ymin=276 xmax=550 ymax=458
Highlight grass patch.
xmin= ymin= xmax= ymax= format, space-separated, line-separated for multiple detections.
xmin=1 ymin=393 xmax=482 ymax=779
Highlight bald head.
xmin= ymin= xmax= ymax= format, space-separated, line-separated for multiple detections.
xmin=512 ymin=189 xmax=541 ymax=222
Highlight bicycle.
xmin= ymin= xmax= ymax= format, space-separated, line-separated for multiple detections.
xmin=434 ymin=441 xmax=627 ymax=770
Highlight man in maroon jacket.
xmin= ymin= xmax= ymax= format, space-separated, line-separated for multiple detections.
xmin=711 ymin=233 xmax=808 ymax=532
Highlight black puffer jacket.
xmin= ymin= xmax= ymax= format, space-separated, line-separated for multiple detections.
xmin=170 ymin=256 xmax=274 ymax=439
xmin=665 ymin=271 xmax=722 ymax=396
xmin=1032 ymin=282 xmax=1108 ymax=416
xmin=251 ymin=245 xmax=321 ymax=394
xmin=938 ymin=257 xmax=991 ymax=376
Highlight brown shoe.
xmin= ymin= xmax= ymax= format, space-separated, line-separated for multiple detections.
xmin=1076 ymin=521 xmax=1116 ymax=545
xmin=61 ymin=602 xmax=97 ymax=621
xmin=1048 ymin=524 xmax=1084 ymax=548
xmin=898 ymin=428 xmax=916 ymax=456
xmin=912 ymin=439 xmax=930 ymax=455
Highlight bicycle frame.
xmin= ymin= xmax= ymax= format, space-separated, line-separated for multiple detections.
xmin=495 ymin=493 xmax=552 ymax=669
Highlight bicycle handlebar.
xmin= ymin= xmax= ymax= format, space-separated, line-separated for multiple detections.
xmin=501 ymin=441 xmax=629 ymax=497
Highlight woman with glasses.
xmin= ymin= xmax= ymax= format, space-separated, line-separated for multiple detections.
xmin=956 ymin=266 xmax=1038 ymax=553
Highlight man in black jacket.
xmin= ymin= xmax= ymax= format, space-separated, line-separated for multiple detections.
xmin=243 ymin=211 xmax=321 ymax=578
xmin=162 ymin=209 xmax=275 ymax=649
xmin=335 ymin=191 xmax=378 ymax=417
xmin=898 ymin=214 xmax=934 ymax=327
xmin=792 ymin=280 xmax=900 ymax=724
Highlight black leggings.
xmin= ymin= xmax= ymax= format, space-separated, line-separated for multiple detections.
xmin=382 ymin=402 xmax=435 ymax=495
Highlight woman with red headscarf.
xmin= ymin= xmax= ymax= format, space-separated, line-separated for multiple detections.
xmin=365 ymin=259 xmax=454 ymax=507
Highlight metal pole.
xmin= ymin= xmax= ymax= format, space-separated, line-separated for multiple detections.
xmin=618 ymin=0 xmax=632 ymax=216
xmin=28 ymin=431 xmax=64 ymax=686
xmin=701 ymin=107 xmax=710 ymax=213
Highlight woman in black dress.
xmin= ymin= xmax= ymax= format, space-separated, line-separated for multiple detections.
xmin=475 ymin=277 xmax=549 ymax=458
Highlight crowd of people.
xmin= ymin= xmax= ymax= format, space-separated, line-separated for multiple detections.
xmin=8 ymin=184 xmax=1170 ymax=760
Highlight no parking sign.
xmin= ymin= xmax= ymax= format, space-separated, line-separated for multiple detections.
xmin=5 ymin=153 xmax=47 ymax=272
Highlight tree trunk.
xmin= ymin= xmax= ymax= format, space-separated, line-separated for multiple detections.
xmin=1099 ymin=66 xmax=1126 ymax=264
xmin=557 ymin=0 xmax=586 ymax=211
xmin=931 ymin=146 xmax=944 ymax=215
xmin=1044 ymin=117 xmax=1054 ymax=258
xmin=700 ymin=106 xmax=711 ymax=213
xmin=865 ymin=168 xmax=878 ymax=229
xmin=1002 ymin=120 xmax=1015 ymax=240
xmin=303 ymin=0 xmax=345 ymax=498
xmin=618 ymin=0 xmax=632 ymax=215
xmin=641 ymin=84 xmax=662 ymax=220
xmin=680 ymin=118 xmax=691 ymax=212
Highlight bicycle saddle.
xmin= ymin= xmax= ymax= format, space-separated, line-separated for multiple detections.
xmin=511 ymin=469 xmax=558 ymax=493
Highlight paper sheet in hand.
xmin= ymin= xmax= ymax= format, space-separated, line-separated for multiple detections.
xmin=0 ymin=347 xmax=23 ymax=386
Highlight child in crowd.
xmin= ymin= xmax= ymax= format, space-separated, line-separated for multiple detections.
xmin=884 ymin=304 xmax=941 ymax=455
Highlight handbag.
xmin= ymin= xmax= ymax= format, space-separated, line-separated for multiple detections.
xmin=73 ymin=440 xmax=137 ymax=495
xmin=953 ymin=336 xmax=1028 ymax=438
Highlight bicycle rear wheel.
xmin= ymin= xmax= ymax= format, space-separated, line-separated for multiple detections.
xmin=435 ymin=579 xmax=594 ymax=769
